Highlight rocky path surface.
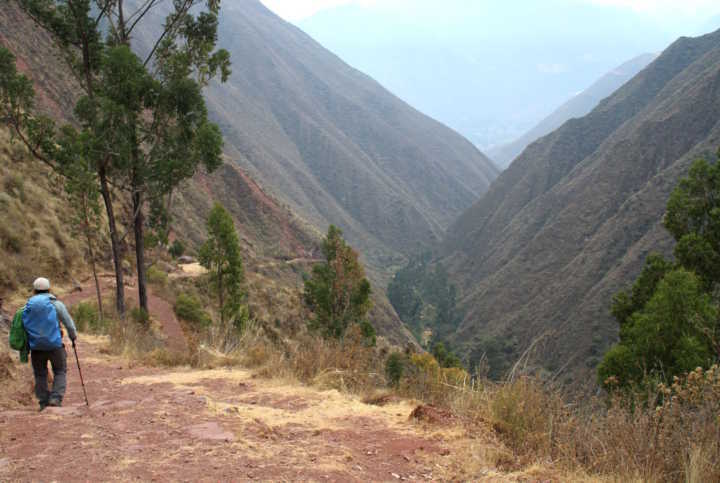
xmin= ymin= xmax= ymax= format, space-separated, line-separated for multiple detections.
xmin=0 ymin=337 xmax=478 ymax=481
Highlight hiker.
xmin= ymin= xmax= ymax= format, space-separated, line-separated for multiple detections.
xmin=22 ymin=277 xmax=78 ymax=410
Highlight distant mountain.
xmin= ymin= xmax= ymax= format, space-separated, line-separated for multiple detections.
xmin=203 ymin=0 xmax=497 ymax=278
xmin=300 ymin=0 xmax=699 ymax=152
xmin=433 ymin=28 xmax=720 ymax=383
xmin=488 ymin=53 xmax=657 ymax=168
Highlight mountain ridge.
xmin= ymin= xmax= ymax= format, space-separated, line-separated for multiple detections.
xmin=207 ymin=0 xmax=498 ymax=280
xmin=437 ymin=28 xmax=720 ymax=382
xmin=488 ymin=53 xmax=657 ymax=168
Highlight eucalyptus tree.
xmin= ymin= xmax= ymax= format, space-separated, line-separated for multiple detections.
xmin=1 ymin=0 xmax=230 ymax=316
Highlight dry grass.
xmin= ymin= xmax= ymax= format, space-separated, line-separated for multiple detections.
xmin=0 ymin=127 xmax=88 ymax=295
xmin=74 ymin=285 xmax=720 ymax=483
xmin=438 ymin=368 xmax=720 ymax=482
xmin=58 ymin=256 xmax=718 ymax=481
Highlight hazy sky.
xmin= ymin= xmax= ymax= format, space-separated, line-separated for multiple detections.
xmin=261 ymin=0 xmax=720 ymax=22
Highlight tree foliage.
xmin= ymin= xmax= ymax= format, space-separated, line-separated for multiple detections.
xmin=199 ymin=203 xmax=246 ymax=330
xmin=600 ymin=154 xmax=720 ymax=391
xmin=304 ymin=225 xmax=373 ymax=340
xmin=1 ymin=0 xmax=230 ymax=317
xmin=431 ymin=342 xmax=462 ymax=369
xmin=665 ymin=157 xmax=720 ymax=286
xmin=385 ymin=352 xmax=405 ymax=387
xmin=599 ymin=269 xmax=718 ymax=388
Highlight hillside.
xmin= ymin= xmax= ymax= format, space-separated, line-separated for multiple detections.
xmin=0 ymin=0 xmax=420 ymax=344
xmin=204 ymin=0 xmax=497 ymax=278
xmin=488 ymin=53 xmax=657 ymax=168
xmin=435 ymin=29 xmax=720 ymax=383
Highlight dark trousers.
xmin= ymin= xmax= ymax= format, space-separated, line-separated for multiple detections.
xmin=31 ymin=347 xmax=67 ymax=405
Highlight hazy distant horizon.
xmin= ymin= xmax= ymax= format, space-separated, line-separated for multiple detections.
xmin=260 ymin=0 xmax=720 ymax=26
xmin=252 ymin=0 xmax=720 ymax=153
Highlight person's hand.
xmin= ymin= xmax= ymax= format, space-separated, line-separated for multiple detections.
xmin=72 ymin=339 xmax=77 ymax=349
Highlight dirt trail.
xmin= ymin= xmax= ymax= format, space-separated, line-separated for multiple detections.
xmin=0 ymin=337 xmax=492 ymax=481
xmin=1 ymin=276 xmax=542 ymax=481
xmin=61 ymin=274 xmax=188 ymax=353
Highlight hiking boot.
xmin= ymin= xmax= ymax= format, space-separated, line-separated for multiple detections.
xmin=38 ymin=402 xmax=48 ymax=412
xmin=47 ymin=398 xmax=62 ymax=407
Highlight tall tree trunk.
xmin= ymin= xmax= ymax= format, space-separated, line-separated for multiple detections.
xmin=133 ymin=187 xmax=149 ymax=315
xmin=99 ymin=165 xmax=125 ymax=316
xmin=218 ymin=267 xmax=224 ymax=325
xmin=88 ymin=240 xmax=104 ymax=322
xmin=83 ymin=197 xmax=104 ymax=321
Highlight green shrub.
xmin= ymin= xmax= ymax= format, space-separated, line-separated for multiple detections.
xmin=169 ymin=239 xmax=185 ymax=259
xmin=359 ymin=320 xmax=376 ymax=347
xmin=174 ymin=293 xmax=212 ymax=329
xmin=147 ymin=266 xmax=168 ymax=287
xmin=130 ymin=307 xmax=149 ymax=325
xmin=385 ymin=352 xmax=405 ymax=387
xmin=70 ymin=301 xmax=109 ymax=334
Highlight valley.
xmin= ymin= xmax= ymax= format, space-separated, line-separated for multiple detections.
xmin=1 ymin=0 xmax=720 ymax=480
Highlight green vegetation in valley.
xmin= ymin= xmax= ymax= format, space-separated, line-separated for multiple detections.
xmin=599 ymin=154 xmax=720 ymax=392
xmin=388 ymin=253 xmax=462 ymax=340
xmin=388 ymin=253 xmax=466 ymax=364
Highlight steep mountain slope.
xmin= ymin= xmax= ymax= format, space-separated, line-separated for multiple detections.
xmin=439 ymin=29 xmax=720 ymax=383
xmin=488 ymin=53 xmax=657 ymax=168
xmin=0 ymin=1 xmax=416 ymax=344
xmin=204 ymin=0 xmax=497 ymax=277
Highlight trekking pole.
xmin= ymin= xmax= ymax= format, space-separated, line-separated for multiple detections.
xmin=72 ymin=340 xmax=90 ymax=407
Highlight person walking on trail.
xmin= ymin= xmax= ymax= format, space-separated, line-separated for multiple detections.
xmin=22 ymin=277 xmax=78 ymax=410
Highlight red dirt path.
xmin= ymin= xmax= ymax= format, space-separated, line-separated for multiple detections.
xmin=0 ymin=338 xmax=461 ymax=481
xmin=62 ymin=274 xmax=188 ymax=353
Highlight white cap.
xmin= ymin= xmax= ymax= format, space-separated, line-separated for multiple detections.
xmin=33 ymin=277 xmax=50 ymax=291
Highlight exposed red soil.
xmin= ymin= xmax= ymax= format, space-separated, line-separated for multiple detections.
xmin=0 ymin=276 xmax=478 ymax=481
xmin=61 ymin=275 xmax=188 ymax=353
xmin=0 ymin=339 xmax=458 ymax=482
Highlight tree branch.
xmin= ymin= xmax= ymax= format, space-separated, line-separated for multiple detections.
xmin=143 ymin=0 xmax=194 ymax=67
xmin=126 ymin=0 xmax=161 ymax=36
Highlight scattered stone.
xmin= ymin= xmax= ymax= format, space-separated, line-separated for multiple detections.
xmin=188 ymin=422 xmax=235 ymax=442
xmin=391 ymin=473 xmax=401 ymax=479
xmin=362 ymin=393 xmax=398 ymax=406
xmin=0 ymin=309 xmax=10 ymax=332
xmin=43 ymin=405 xmax=85 ymax=417
xmin=409 ymin=404 xmax=455 ymax=425
xmin=155 ymin=261 xmax=176 ymax=273
xmin=178 ymin=256 xmax=196 ymax=264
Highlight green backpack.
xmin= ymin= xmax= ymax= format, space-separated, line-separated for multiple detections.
xmin=8 ymin=307 xmax=29 ymax=363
